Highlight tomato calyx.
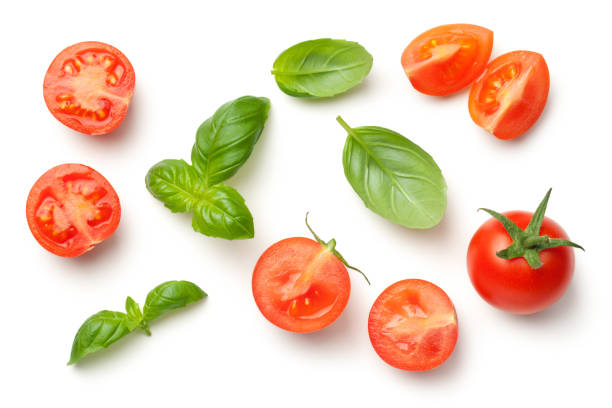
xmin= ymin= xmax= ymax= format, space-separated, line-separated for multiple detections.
xmin=305 ymin=213 xmax=370 ymax=285
xmin=479 ymin=189 xmax=584 ymax=269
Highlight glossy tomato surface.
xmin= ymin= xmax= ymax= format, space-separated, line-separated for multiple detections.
xmin=26 ymin=164 xmax=121 ymax=257
xmin=401 ymin=24 xmax=493 ymax=96
xmin=43 ymin=41 xmax=135 ymax=135
xmin=368 ymin=279 xmax=458 ymax=371
xmin=252 ymin=237 xmax=350 ymax=333
xmin=467 ymin=211 xmax=574 ymax=314
xmin=469 ymin=51 xmax=549 ymax=140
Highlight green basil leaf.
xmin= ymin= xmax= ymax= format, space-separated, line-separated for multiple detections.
xmin=143 ymin=280 xmax=207 ymax=322
xmin=68 ymin=311 xmax=132 ymax=365
xmin=145 ymin=159 xmax=205 ymax=213
xmin=124 ymin=296 xmax=143 ymax=331
xmin=272 ymin=39 xmax=373 ymax=98
xmin=192 ymin=96 xmax=270 ymax=187
xmin=338 ymin=117 xmax=447 ymax=229
xmin=192 ymin=184 xmax=254 ymax=240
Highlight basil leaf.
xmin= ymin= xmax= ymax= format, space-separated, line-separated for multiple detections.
xmin=338 ymin=117 xmax=447 ymax=229
xmin=192 ymin=96 xmax=270 ymax=187
xmin=124 ymin=296 xmax=143 ymax=331
xmin=143 ymin=280 xmax=207 ymax=322
xmin=272 ymin=38 xmax=373 ymax=98
xmin=145 ymin=159 xmax=205 ymax=213
xmin=68 ymin=311 xmax=132 ymax=365
xmin=192 ymin=184 xmax=254 ymax=240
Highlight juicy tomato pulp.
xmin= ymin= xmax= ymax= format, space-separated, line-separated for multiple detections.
xmin=368 ymin=279 xmax=458 ymax=371
xmin=469 ymin=51 xmax=549 ymax=140
xmin=467 ymin=211 xmax=574 ymax=314
xmin=252 ymin=237 xmax=350 ymax=333
xmin=26 ymin=164 xmax=121 ymax=257
xmin=43 ymin=41 xmax=135 ymax=135
xmin=401 ymin=24 xmax=493 ymax=96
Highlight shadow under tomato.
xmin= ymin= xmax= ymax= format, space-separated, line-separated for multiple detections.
xmin=69 ymin=227 xmax=123 ymax=266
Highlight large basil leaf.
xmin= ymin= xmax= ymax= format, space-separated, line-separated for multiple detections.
xmin=145 ymin=159 xmax=205 ymax=213
xmin=68 ymin=311 xmax=132 ymax=365
xmin=338 ymin=117 xmax=447 ymax=229
xmin=192 ymin=184 xmax=254 ymax=240
xmin=192 ymin=96 xmax=270 ymax=187
xmin=272 ymin=38 xmax=373 ymax=98
xmin=143 ymin=280 xmax=207 ymax=322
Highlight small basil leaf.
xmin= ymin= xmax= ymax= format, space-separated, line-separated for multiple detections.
xmin=338 ymin=117 xmax=447 ymax=229
xmin=192 ymin=184 xmax=254 ymax=240
xmin=125 ymin=296 xmax=143 ymax=331
xmin=143 ymin=280 xmax=207 ymax=322
xmin=272 ymin=38 xmax=373 ymax=98
xmin=68 ymin=311 xmax=132 ymax=365
xmin=145 ymin=159 xmax=205 ymax=213
xmin=192 ymin=96 xmax=270 ymax=187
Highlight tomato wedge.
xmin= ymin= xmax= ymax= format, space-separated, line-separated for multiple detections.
xmin=469 ymin=51 xmax=549 ymax=140
xmin=401 ymin=24 xmax=493 ymax=96
xmin=43 ymin=41 xmax=135 ymax=135
xmin=252 ymin=236 xmax=352 ymax=333
xmin=26 ymin=164 xmax=121 ymax=257
xmin=368 ymin=279 xmax=458 ymax=371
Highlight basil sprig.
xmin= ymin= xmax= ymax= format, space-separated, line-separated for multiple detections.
xmin=68 ymin=280 xmax=206 ymax=365
xmin=272 ymin=38 xmax=373 ymax=98
xmin=337 ymin=116 xmax=447 ymax=229
xmin=146 ymin=96 xmax=270 ymax=240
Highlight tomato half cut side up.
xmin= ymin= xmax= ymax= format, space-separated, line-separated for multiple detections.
xmin=468 ymin=51 xmax=550 ymax=140
xmin=26 ymin=164 xmax=121 ymax=257
xmin=43 ymin=41 xmax=135 ymax=135
xmin=368 ymin=279 xmax=458 ymax=371
xmin=401 ymin=24 xmax=493 ymax=96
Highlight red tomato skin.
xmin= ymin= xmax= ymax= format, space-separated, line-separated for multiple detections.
xmin=252 ymin=237 xmax=350 ymax=333
xmin=467 ymin=211 xmax=574 ymax=314
xmin=26 ymin=163 xmax=121 ymax=257
xmin=43 ymin=41 xmax=135 ymax=136
xmin=401 ymin=24 xmax=493 ymax=96
xmin=469 ymin=51 xmax=549 ymax=140
xmin=368 ymin=279 xmax=458 ymax=371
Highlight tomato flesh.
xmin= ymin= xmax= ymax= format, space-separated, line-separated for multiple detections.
xmin=368 ymin=279 xmax=458 ymax=371
xmin=252 ymin=237 xmax=350 ymax=333
xmin=469 ymin=51 xmax=549 ymax=140
xmin=467 ymin=211 xmax=574 ymax=314
xmin=401 ymin=24 xmax=493 ymax=96
xmin=26 ymin=164 xmax=121 ymax=257
xmin=43 ymin=41 xmax=135 ymax=135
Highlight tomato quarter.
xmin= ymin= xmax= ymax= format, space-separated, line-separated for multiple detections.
xmin=401 ymin=24 xmax=493 ymax=96
xmin=43 ymin=41 xmax=135 ymax=135
xmin=368 ymin=279 xmax=458 ymax=371
xmin=26 ymin=164 xmax=121 ymax=257
xmin=467 ymin=190 xmax=582 ymax=314
xmin=468 ymin=51 xmax=549 ymax=140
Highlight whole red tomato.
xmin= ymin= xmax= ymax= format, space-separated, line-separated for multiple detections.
xmin=467 ymin=189 xmax=582 ymax=314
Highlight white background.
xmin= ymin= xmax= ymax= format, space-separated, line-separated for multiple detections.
xmin=2 ymin=0 xmax=608 ymax=406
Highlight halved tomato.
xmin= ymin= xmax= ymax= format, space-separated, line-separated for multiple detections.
xmin=252 ymin=237 xmax=351 ymax=333
xmin=26 ymin=164 xmax=121 ymax=257
xmin=401 ymin=24 xmax=493 ymax=96
xmin=43 ymin=41 xmax=135 ymax=135
xmin=368 ymin=279 xmax=458 ymax=371
xmin=469 ymin=51 xmax=549 ymax=140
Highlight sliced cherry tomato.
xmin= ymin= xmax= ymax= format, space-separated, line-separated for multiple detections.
xmin=43 ymin=41 xmax=135 ymax=135
xmin=368 ymin=279 xmax=458 ymax=371
xmin=401 ymin=24 xmax=493 ymax=96
xmin=26 ymin=164 xmax=121 ymax=257
xmin=467 ymin=190 xmax=582 ymax=314
xmin=468 ymin=51 xmax=549 ymax=140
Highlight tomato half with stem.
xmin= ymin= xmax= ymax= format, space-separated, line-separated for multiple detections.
xmin=252 ymin=215 xmax=368 ymax=333
xmin=368 ymin=279 xmax=458 ymax=371
xmin=468 ymin=51 xmax=549 ymax=140
xmin=401 ymin=24 xmax=493 ymax=96
xmin=26 ymin=164 xmax=121 ymax=257
xmin=43 ymin=41 xmax=135 ymax=135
